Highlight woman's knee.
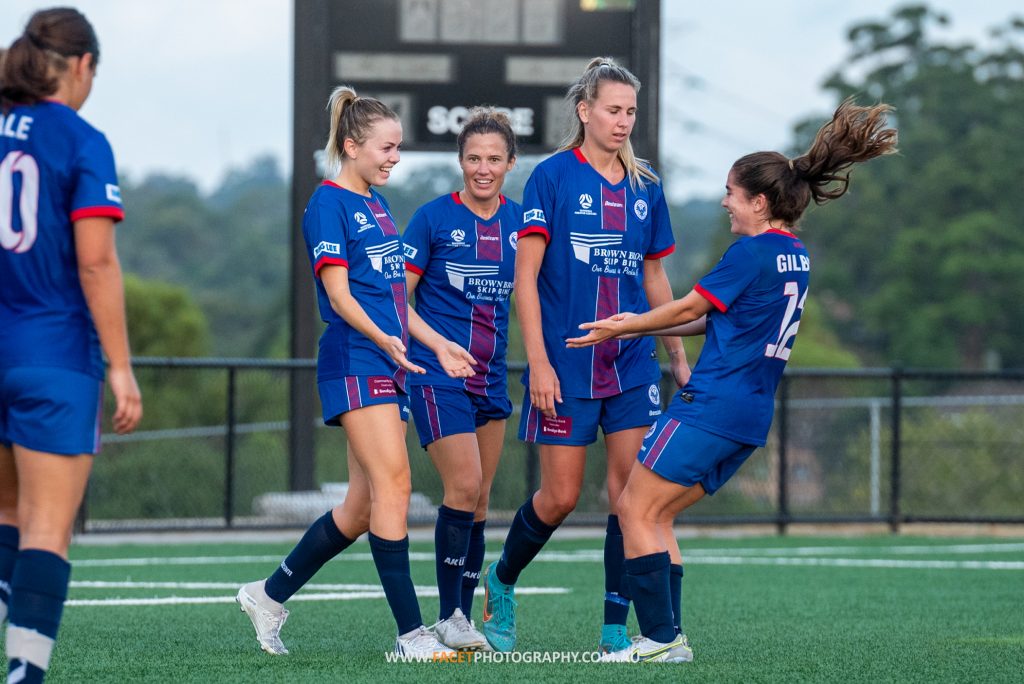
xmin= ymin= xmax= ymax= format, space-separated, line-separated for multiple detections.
xmin=443 ymin=473 xmax=482 ymax=511
xmin=536 ymin=485 xmax=581 ymax=522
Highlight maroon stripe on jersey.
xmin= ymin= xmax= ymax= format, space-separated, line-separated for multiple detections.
xmin=71 ymin=206 xmax=125 ymax=223
xmin=475 ymin=220 xmax=503 ymax=262
xmin=390 ymin=280 xmax=409 ymax=390
xmin=601 ymin=186 xmax=627 ymax=232
xmin=346 ymin=377 xmax=362 ymax=410
xmin=695 ymin=283 xmax=727 ymax=313
xmin=364 ymin=198 xmax=399 ymax=236
xmin=465 ymin=303 xmax=497 ymax=396
xmin=592 ymin=276 xmax=622 ymax=397
xmin=642 ymin=418 xmax=680 ymax=469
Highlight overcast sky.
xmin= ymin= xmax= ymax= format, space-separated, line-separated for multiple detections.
xmin=2 ymin=1 xmax=1019 ymax=202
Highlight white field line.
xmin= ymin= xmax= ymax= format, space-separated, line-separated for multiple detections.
xmin=72 ymin=542 xmax=1024 ymax=569
xmin=65 ymin=585 xmax=569 ymax=608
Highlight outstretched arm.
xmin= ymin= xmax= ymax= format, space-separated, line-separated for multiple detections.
xmin=567 ymin=289 xmax=714 ymax=348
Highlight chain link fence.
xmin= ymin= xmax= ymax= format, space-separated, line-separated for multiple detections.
xmin=81 ymin=360 xmax=1024 ymax=532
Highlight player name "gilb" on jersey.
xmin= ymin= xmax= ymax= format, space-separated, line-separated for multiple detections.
xmin=776 ymin=254 xmax=811 ymax=273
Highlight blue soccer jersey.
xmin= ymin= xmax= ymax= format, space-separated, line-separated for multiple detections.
xmin=520 ymin=148 xmax=675 ymax=399
xmin=676 ymin=228 xmax=811 ymax=445
xmin=403 ymin=192 xmax=519 ymax=397
xmin=303 ymin=181 xmax=409 ymax=389
xmin=0 ymin=101 xmax=125 ymax=380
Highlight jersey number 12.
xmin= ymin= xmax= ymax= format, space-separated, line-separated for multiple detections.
xmin=0 ymin=151 xmax=40 ymax=254
xmin=764 ymin=280 xmax=807 ymax=361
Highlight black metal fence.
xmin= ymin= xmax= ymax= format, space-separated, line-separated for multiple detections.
xmin=81 ymin=359 xmax=1024 ymax=532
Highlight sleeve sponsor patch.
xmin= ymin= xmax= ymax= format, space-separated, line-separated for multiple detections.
xmin=313 ymin=241 xmax=341 ymax=259
xmin=523 ymin=208 xmax=546 ymax=224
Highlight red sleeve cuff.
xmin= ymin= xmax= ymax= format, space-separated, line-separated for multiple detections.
xmin=519 ymin=226 xmax=550 ymax=244
xmin=695 ymin=283 xmax=727 ymax=312
xmin=405 ymin=262 xmax=424 ymax=276
xmin=70 ymin=206 xmax=125 ymax=223
xmin=314 ymin=256 xmax=349 ymax=277
xmin=645 ymin=244 xmax=675 ymax=260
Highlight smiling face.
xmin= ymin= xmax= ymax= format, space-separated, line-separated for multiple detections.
xmin=459 ymin=132 xmax=514 ymax=206
xmin=722 ymin=168 xmax=767 ymax=236
xmin=343 ymin=117 xmax=402 ymax=191
xmin=579 ymin=80 xmax=637 ymax=154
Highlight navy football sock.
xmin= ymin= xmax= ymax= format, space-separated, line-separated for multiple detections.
xmin=0 ymin=525 xmax=18 ymax=623
xmin=369 ymin=533 xmax=422 ymax=635
xmin=495 ymin=497 xmax=558 ymax=586
xmin=265 ymin=511 xmax=354 ymax=604
xmin=603 ymin=515 xmax=629 ymax=625
xmin=670 ymin=563 xmax=684 ymax=635
xmin=625 ymin=551 xmax=676 ymax=644
xmin=461 ymin=520 xmax=486 ymax=617
xmin=435 ymin=505 xmax=474 ymax=620
xmin=6 ymin=549 xmax=71 ymax=683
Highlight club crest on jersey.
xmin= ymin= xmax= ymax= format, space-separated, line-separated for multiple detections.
xmin=523 ymin=208 xmax=545 ymax=224
xmin=648 ymin=383 xmax=660 ymax=406
xmin=568 ymin=231 xmax=623 ymax=264
xmin=509 ymin=231 xmax=519 ymax=251
xmin=354 ymin=212 xmax=368 ymax=225
xmin=575 ymin=192 xmax=597 ymax=217
xmin=634 ymin=199 xmax=648 ymax=220
xmin=313 ymin=241 xmax=340 ymax=259
xmin=105 ymin=183 xmax=121 ymax=204
xmin=403 ymin=244 xmax=418 ymax=260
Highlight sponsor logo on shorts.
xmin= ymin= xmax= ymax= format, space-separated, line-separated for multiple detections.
xmin=540 ymin=415 xmax=572 ymax=438
xmin=369 ymin=376 xmax=397 ymax=398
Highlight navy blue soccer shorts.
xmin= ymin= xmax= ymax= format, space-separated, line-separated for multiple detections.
xmin=318 ymin=375 xmax=410 ymax=426
xmin=408 ymin=385 xmax=512 ymax=448
xmin=0 ymin=366 xmax=104 ymax=456
xmin=638 ymin=416 xmax=756 ymax=495
xmin=518 ymin=382 xmax=663 ymax=446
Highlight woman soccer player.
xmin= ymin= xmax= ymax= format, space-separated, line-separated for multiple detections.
xmin=403 ymin=108 xmax=519 ymax=650
xmin=568 ymin=99 xmax=898 ymax=662
xmin=0 ymin=8 xmax=143 ymax=682
xmin=481 ymin=57 xmax=689 ymax=653
xmin=236 ymin=86 xmax=451 ymax=659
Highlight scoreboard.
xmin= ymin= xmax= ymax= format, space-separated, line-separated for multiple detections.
xmin=288 ymin=0 xmax=660 ymax=486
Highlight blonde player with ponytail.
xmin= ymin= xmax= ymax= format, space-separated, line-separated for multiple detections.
xmin=481 ymin=58 xmax=688 ymax=653
xmin=236 ymin=86 xmax=451 ymax=660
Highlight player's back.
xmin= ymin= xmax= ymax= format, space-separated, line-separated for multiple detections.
xmin=680 ymin=229 xmax=810 ymax=445
xmin=0 ymin=101 xmax=123 ymax=378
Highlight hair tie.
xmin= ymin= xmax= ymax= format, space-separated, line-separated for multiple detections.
xmin=787 ymin=158 xmax=795 ymax=171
